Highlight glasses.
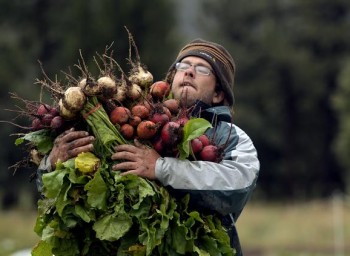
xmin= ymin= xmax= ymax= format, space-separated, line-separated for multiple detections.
xmin=175 ymin=62 xmax=213 ymax=76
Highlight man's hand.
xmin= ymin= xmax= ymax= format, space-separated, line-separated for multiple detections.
xmin=111 ymin=139 xmax=160 ymax=180
xmin=49 ymin=128 xmax=95 ymax=168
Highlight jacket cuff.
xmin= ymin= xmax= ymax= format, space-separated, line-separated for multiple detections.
xmin=36 ymin=155 xmax=52 ymax=193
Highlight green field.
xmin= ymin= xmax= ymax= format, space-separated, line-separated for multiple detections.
xmin=237 ymin=196 xmax=350 ymax=255
xmin=0 ymin=196 xmax=349 ymax=256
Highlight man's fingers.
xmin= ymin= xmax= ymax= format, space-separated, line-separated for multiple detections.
xmin=119 ymin=170 xmax=136 ymax=176
xmin=114 ymin=144 xmax=138 ymax=153
xmin=112 ymin=161 xmax=136 ymax=171
xmin=68 ymin=136 xmax=95 ymax=148
xmin=111 ymin=151 xmax=136 ymax=161
xmin=61 ymin=131 xmax=90 ymax=143
xmin=69 ymin=144 xmax=94 ymax=158
xmin=133 ymin=139 xmax=143 ymax=147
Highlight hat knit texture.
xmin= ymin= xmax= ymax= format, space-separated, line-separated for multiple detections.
xmin=168 ymin=38 xmax=236 ymax=106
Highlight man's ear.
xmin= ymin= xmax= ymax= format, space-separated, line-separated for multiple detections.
xmin=212 ymin=90 xmax=225 ymax=104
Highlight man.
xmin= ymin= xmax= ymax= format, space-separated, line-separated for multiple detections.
xmin=40 ymin=39 xmax=260 ymax=255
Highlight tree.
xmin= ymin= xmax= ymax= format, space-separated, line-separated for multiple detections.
xmin=199 ymin=0 xmax=350 ymax=199
xmin=332 ymin=59 xmax=350 ymax=193
xmin=0 ymin=0 xmax=178 ymax=208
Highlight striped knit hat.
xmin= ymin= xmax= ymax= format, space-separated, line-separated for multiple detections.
xmin=168 ymin=38 xmax=236 ymax=106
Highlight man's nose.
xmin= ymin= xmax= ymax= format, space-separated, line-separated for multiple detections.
xmin=184 ymin=66 xmax=195 ymax=77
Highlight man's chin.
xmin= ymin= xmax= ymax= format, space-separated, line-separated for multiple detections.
xmin=173 ymin=89 xmax=196 ymax=106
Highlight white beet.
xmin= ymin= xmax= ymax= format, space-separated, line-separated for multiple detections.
xmin=127 ymin=83 xmax=142 ymax=100
xmin=63 ymin=86 xmax=86 ymax=112
xmin=97 ymin=76 xmax=118 ymax=99
xmin=129 ymin=66 xmax=153 ymax=88
xmin=78 ymin=78 xmax=87 ymax=89
xmin=97 ymin=76 xmax=116 ymax=89
xmin=78 ymin=78 xmax=101 ymax=96
xmin=59 ymin=99 xmax=77 ymax=120
xmin=114 ymin=81 xmax=128 ymax=102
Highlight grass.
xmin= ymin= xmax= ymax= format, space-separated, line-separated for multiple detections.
xmin=0 ymin=196 xmax=349 ymax=256
xmin=237 ymin=195 xmax=350 ymax=255
xmin=0 ymin=209 xmax=39 ymax=256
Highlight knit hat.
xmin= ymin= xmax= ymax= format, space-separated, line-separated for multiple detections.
xmin=168 ymin=38 xmax=236 ymax=106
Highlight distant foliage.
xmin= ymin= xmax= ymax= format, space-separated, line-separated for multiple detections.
xmin=332 ymin=59 xmax=350 ymax=191
xmin=200 ymin=0 xmax=350 ymax=198
xmin=0 ymin=0 xmax=178 ymax=206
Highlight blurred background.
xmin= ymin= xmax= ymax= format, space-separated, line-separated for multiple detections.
xmin=0 ymin=0 xmax=349 ymax=255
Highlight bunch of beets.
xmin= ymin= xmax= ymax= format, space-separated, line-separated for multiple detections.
xmin=26 ymin=30 xmax=222 ymax=163
xmin=107 ymin=80 xmax=220 ymax=162
xmin=30 ymin=78 xmax=221 ymax=162
xmin=31 ymin=104 xmax=65 ymax=131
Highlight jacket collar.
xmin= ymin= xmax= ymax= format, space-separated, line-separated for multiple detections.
xmin=191 ymin=100 xmax=233 ymax=123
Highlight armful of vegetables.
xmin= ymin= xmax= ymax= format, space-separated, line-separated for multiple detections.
xmin=9 ymin=30 xmax=235 ymax=256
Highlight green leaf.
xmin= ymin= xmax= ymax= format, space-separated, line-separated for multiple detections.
xmin=179 ymin=118 xmax=212 ymax=159
xmin=124 ymin=244 xmax=147 ymax=256
xmin=14 ymin=137 xmax=24 ymax=146
xmin=61 ymin=158 xmax=75 ymax=169
xmin=68 ymin=167 xmax=90 ymax=185
xmin=85 ymin=168 xmax=108 ymax=210
xmin=42 ymin=169 xmax=69 ymax=199
xmin=93 ymin=213 xmax=132 ymax=241
xmin=51 ymin=236 xmax=80 ymax=256
xmin=55 ymin=180 xmax=71 ymax=217
xmin=15 ymin=129 xmax=53 ymax=154
xmin=169 ymin=213 xmax=192 ymax=254
xmin=41 ymin=218 xmax=58 ymax=242
xmin=119 ymin=174 xmax=156 ymax=210
xmin=32 ymin=240 xmax=53 ymax=256
xmin=193 ymin=245 xmax=211 ymax=256
xmin=75 ymin=204 xmax=92 ymax=223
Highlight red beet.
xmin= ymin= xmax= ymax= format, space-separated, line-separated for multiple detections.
xmin=162 ymin=106 xmax=172 ymax=119
xmin=137 ymin=120 xmax=158 ymax=139
xmin=41 ymin=114 xmax=54 ymax=126
xmin=120 ymin=123 xmax=134 ymax=139
xmin=153 ymin=137 xmax=164 ymax=154
xmin=110 ymin=106 xmax=130 ymax=125
xmin=150 ymin=81 xmax=171 ymax=100
xmin=129 ymin=115 xmax=142 ymax=127
xmin=191 ymin=138 xmax=203 ymax=154
xmin=141 ymin=98 xmax=152 ymax=111
xmin=176 ymin=116 xmax=189 ymax=126
xmin=163 ymin=99 xmax=180 ymax=115
xmin=50 ymin=115 xmax=64 ymax=129
xmin=131 ymin=104 xmax=150 ymax=119
xmin=150 ymin=112 xmax=169 ymax=126
xmin=200 ymin=145 xmax=221 ymax=162
xmin=198 ymin=134 xmax=210 ymax=147
xmin=174 ymin=108 xmax=190 ymax=126
xmin=37 ymin=104 xmax=51 ymax=116
xmin=49 ymin=107 xmax=59 ymax=116
xmin=161 ymin=121 xmax=181 ymax=145
xmin=32 ymin=118 xmax=43 ymax=130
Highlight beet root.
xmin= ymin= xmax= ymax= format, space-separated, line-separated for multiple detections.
xmin=110 ymin=106 xmax=130 ymax=125
xmin=137 ymin=120 xmax=158 ymax=140
xmin=191 ymin=138 xmax=203 ymax=155
xmin=120 ymin=123 xmax=134 ymax=139
xmin=150 ymin=81 xmax=170 ymax=100
xmin=161 ymin=121 xmax=182 ymax=146
xmin=199 ymin=145 xmax=222 ymax=163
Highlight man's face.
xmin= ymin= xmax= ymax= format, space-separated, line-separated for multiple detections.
xmin=171 ymin=56 xmax=224 ymax=107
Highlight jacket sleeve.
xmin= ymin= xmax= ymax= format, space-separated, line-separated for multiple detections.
xmin=155 ymin=122 xmax=259 ymax=220
xmin=36 ymin=155 xmax=52 ymax=194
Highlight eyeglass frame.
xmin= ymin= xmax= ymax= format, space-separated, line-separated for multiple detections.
xmin=175 ymin=62 xmax=214 ymax=76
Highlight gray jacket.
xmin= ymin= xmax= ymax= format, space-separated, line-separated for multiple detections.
xmin=155 ymin=104 xmax=260 ymax=254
